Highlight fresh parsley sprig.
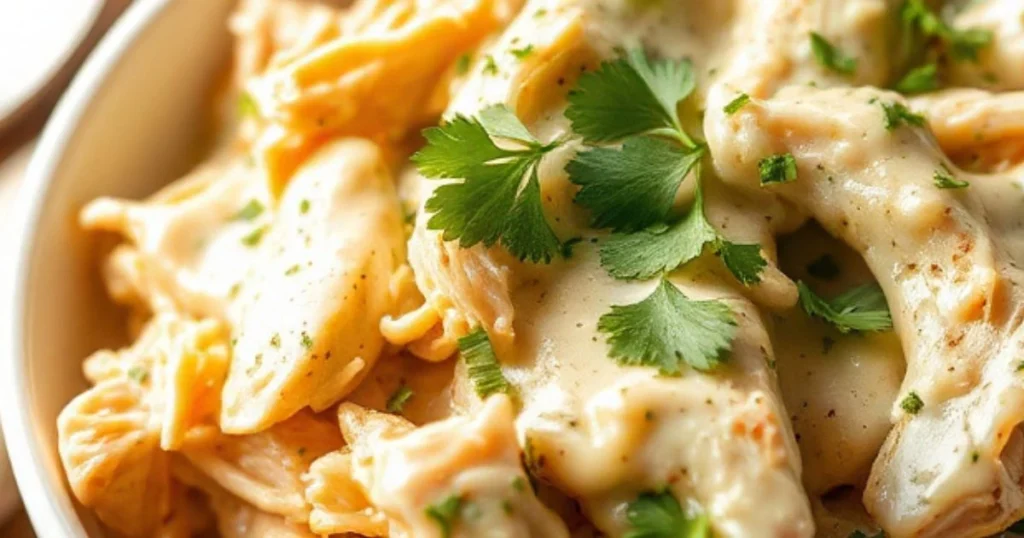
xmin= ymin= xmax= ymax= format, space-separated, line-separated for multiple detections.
xmin=901 ymin=0 xmax=992 ymax=63
xmin=894 ymin=63 xmax=939 ymax=94
xmin=797 ymin=281 xmax=893 ymax=333
xmin=564 ymin=49 xmax=766 ymax=287
xmin=425 ymin=494 xmax=464 ymax=538
xmin=810 ymin=32 xmax=857 ymax=75
xmin=566 ymin=49 xmax=696 ymax=145
xmin=566 ymin=50 xmax=704 ymax=231
xmin=567 ymin=137 xmax=705 ymax=232
xmin=623 ymin=490 xmax=710 ymax=538
xmin=599 ymin=279 xmax=737 ymax=375
xmin=600 ymin=183 xmax=765 ymax=283
xmin=414 ymin=104 xmax=563 ymax=263
xmin=933 ymin=165 xmax=969 ymax=189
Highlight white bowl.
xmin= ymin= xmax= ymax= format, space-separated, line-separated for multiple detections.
xmin=0 ymin=0 xmax=234 ymax=535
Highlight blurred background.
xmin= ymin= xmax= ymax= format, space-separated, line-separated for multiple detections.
xmin=0 ymin=1 xmax=133 ymax=535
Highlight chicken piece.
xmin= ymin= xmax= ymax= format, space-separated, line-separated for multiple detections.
xmin=182 ymin=409 xmax=342 ymax=523
xmin=404 ymin=0 xmax=817 ymax=534
xmin=705 ymin=83 xmax=1024 ymax=537
xmin=56 ymin=314 xmax=232 ymax=536
xmin=57 ymin=378 xmax=171 ymax=536
xmin=81 ymin=154 xmax=268 ymax=321
xmin=230 ymin=0 xmax=347 ymax=84
xmin=304 ymin=451 xmax=390 ymax=536
xmin=173 ymin=457 xmax=323 ymax=538
xmin=246 ymin=0 xmax=516 ymax=191
xmin=774 ymin=224 xmax=906 ymax=497
xmin=221 ymin=139 xmax=404 ymax=433
xmin=471 ymin=248 xmax=814 ymax=538
xmin=337 ymin=396 xmax=569 ymax=538
xmin=910 ymin=89 xmax=1024 ymax=172
xmin=945 ymin=0 xmax=1024 ymax=92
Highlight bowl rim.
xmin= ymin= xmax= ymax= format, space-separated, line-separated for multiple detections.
xmin=0 ymin=0 xmax=173 ymax=535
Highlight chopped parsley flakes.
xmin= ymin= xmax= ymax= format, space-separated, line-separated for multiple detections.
xmin=809 ymin=32 xmax=857 ymax=75
xmin=901 ymin=0 xmax=992 ymax=63
xmin=510 ymin=45 xmax=534 ymax=59
xmin=455 ymin=53 xmax=472 ymax=75
xmin=241 ymin=226 xmax=267 ymax=247
xmin=126 ymin=366 xmax=149 ymax=384
xmin=237 ymin=92 xmax=259 ymax=118
xmin=624 ymin=490 xmax=710 ymax=538
xmin=758 ymin=153 xmax=798 ymax=185
xmin=234 ymin=199 xmax=264 ymax=221
xmin=458 ymin=328 xmax=514 ymax=398
xmin=798 ymin=281 xmax=893 ymax=333
xmin=413 ymin=104 xmax=563 ymax=263
xmin=425 ymin=494 xmax=463 ymax=538
xmin=723 ymin=93 xmax=750 ymax=115
xmin=386 ymin=384 xmax=414 ymax=413
xmin=881 ymin=101 xmax=926 ymax=131
xmin=598 ymin=279 xmax=737 ymax=375
xmin=482 ymin=55 xmax=499 ymax=75
xmin=900 ymin=391 xmax=924 ymax=414
xmin=933 ymin=165 xmax=969 ymax=189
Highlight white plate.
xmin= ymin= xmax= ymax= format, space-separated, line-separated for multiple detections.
xmin=0 ymin=0 xmax=233 ymax=535
xmin=0 ymin=2 xmax=105 ymax=130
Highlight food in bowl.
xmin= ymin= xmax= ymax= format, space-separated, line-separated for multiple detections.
xmin=52 ymin=0 xmax=1024 ymax=536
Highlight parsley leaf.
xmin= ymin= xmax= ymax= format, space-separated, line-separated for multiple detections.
xmin=414 ymin=105 xmax=562 ymax=263
xmin=237 ymin=92 xmax=259 ymax=118
xmin=241 ymin=226 xmax=267 ymax=247
xmin=797 ymin=281 xmax=893 ymax=333
xmin=458 ymin=328 xmax=514 ymax=397
xmin=455 ymin=53 xmax=471 ymax=75
xmin=934 ymin=166 xmax=969 ymax=189
xmin=568 ymin=138 xmax=705 ymax=232
xmin=234 ymin=199 xmax=264 ymax=221
xmin=624 ymin=490 xmax=710 ymax=538
xmin=126 ymin=366 xmax=149 ymax=384
xmin=717 ymin=241 xmax=767 ymax=285
xmin=900 ymin=391 xmax=924 ymax=414
xmin=758 ymin=153 xmax=797 ymax=185
xmin=598 ymin=279 xmax=736 ymax=374
xmin=810 ymin=32 xmax=857 ymax=75
xmin=881 ymin=101 xmax=926 ymax=130
xmin=510 ymin=45 xmax=534 ymax=59
xmin=902 ymin=0 xmax=992 ymax=62
xmin=894 ymin=63 xmax=939 ymax=94
xmin=425 ymin=495 xmax=463 ymax=538
xmin=386 ymin=384 xmax=414 ymax=413
xmin=600 ymin=185 xmax=765 ymax=284
xmin=723 ymin=93 xmax=750 ymax=115
xmin=566 ymin=49 xmax=695 ymax=143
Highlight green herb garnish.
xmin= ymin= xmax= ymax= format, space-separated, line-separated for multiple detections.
xmin=458 ymin=328 xmax=514 ymax=397
xmin=598 ymin=279 xmax=736 ymax=375
xmin=414 ymin=104 xmax=562 ymax=263
xmin=810 ymin=32 xmax=857 ymax=75
xmin=624 ymin=490 xmax=710 ymax=538
xmin=797 ymin=281 xmax=893 ymax=333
